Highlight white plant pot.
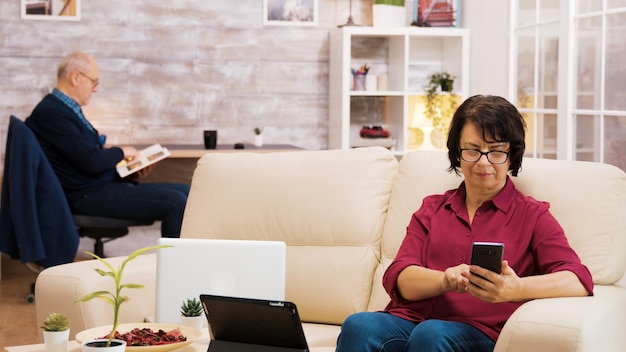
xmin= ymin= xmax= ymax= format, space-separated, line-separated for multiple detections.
xmin=254 ymin=134 xmax=264 ymax=147
xmin=372 ymin=4 xmax=406 ymax=27
xmin=81 ymin=339 xmax=126 ymax=352
xmin=180 ymin=315 xmax=204 ymax=330
xmin=43 ymin=330 xmax=70 ymax=352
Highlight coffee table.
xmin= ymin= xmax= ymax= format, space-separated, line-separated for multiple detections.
xmin=5 ymin=333 xmax=211 ymax=352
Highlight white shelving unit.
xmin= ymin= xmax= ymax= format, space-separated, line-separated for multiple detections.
xmin=329 ymin=26 xmax=470 ymax=155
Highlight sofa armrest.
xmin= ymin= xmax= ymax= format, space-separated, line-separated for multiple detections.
xmin=35 ymin=254 xmax=157 ymax=341
xmin=494 ymin=285 xmax=626 ymax=352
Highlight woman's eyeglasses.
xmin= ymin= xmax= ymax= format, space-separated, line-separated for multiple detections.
xmin=460 ymin=149 xmax=509 ymax=164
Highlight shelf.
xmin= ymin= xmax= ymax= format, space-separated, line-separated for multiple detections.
xmin=329 ymin=26 xmax=469 ymax=154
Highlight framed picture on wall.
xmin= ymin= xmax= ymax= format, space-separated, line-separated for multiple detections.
xmin=263 ymin=0 xmax=318 ymax=26
xmin=21 ymin=0 xmax=81 ymax=21
xmin=415 ymin=0 xmax=459 ymax=27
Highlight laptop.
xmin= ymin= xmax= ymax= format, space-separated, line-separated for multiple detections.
xmin=155 ymin=238 xmax=286 ymax=325
xmin=200 ymin=294 xmax=309 ymax=352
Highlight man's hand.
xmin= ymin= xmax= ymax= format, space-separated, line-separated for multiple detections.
xmin=462 ymin=260 xmax=524 ymax=303
xmin=120 ymin=146 xmax=138 ymax=161
xmin=134 ymin=164 xmax=154 ymax=179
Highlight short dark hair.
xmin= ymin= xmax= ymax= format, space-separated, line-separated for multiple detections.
xmin=446 ymin=95 xmax=526 ymax=176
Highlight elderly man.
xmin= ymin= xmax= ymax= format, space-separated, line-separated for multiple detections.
xmin=26 ymin=51 xmax=189 ymax=238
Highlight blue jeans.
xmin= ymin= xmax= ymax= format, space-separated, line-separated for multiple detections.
xmin=67 ymin=181 xmax=190 ymax=238
xmin=336 ymin=312 xmax=495 ymax=352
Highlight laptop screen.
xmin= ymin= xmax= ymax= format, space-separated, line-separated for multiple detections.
xmin=155 ymin=238 xmax=286 ymax=325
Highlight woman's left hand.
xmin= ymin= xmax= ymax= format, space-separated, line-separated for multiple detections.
xmin=461 ymin=260 xmax=524 ymax=303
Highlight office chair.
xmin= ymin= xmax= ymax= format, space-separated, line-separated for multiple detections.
xmin=0 ymin=115 xmax=153 ymax=302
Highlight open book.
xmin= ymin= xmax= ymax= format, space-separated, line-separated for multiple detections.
xmin=116 ymin=144 xmax=170 ymax=178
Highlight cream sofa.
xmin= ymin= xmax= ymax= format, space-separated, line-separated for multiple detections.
xmin=36 ymin=147 xmax=626 ymax=351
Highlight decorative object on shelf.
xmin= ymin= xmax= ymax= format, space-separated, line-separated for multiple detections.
xmin=180 ymin=298 xmax=204 ymax=330
xmin=75 ymin=245 xmax=171 ymax=350
xmin=424 ymin=71 xmax=460 ymax=135
xmin=372 ymin=0 xmax=406 ymax=27
xmin=21 ymin=0 xmax=81 ymax=21
xmin=352 ymin=64 xmax=370 ymax=91
xmin=42 ymin=313 xmax=70 ymax=352
xmin=360 ymin=125 xmax=391 ymax=139
xmin=263 ymin=0 xmax=318 ymax=26
xmin=338 ymin=0 xmax=359 ymax=27
xmin=413 ymin=0 xmax=459 ymax=28
xmin=254 ymin=127 xmax=264 ymax=147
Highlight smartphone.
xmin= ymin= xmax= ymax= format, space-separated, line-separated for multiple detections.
xmin=470 ymin=242 xmax=504 ymax=274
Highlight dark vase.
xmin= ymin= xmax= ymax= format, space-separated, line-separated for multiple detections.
xmin=84 ymin=340 xmax=124 ymax=348
xmin=440 ymin=80 xmax=453 ymax=92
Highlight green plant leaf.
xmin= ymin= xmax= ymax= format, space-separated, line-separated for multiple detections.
xmin=125 ymin=245 xmax=171 ymax=262
xmin=374 ymin=0 xmax=405 ymax=6
xmin=120 ymin=283 xmax=144 ymax=290
xmin=75 ymin=290 xmax=112 ymax=302
xmin=93 ymin=268 xmax=116 ymax=278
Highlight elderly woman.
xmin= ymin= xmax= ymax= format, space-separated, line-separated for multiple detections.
xmin=336 ymin=95 xmax=593 ymax=352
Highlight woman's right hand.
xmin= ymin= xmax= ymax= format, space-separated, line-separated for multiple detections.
xmin=442 ymin=263 xmax=471 ymax=294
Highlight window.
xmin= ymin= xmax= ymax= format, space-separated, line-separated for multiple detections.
xmin=511 ymin=0 xmax=626 ymax=171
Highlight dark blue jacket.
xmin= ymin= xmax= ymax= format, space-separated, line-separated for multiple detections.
xmin=0 ymin=116 xmax=78 ymax=267
xmin=25 ymin=94 xmax=124 ymax=193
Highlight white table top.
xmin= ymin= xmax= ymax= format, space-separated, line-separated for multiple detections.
xmin=5 ymin=337 xmax=211 ymax=352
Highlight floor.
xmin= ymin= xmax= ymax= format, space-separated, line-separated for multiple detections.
xmin=0 ymin=224 xmax=160 ymax=350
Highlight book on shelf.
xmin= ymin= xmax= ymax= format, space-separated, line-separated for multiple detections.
xmin=116 ymin=143 xmax=170 ymax=178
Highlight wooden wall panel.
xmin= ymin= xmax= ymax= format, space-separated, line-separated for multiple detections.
xmin=1 ymin=0 xmax=380 ymax=155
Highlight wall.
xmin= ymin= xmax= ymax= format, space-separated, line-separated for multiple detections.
xmin=462 ymin=0 xmax=510 ymax=98
xmin=0 ymin=1 xmax=508 ymax=153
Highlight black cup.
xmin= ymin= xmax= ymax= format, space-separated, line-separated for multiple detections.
xmin=203 ymin=130 xmax=217 ymax=149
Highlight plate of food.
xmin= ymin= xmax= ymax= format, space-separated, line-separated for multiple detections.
xmin=75 ymin=323 xmax=203 ymax=352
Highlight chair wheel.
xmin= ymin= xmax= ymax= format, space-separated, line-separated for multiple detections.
xmin=25 ymin=293 xmax=35 ymax=304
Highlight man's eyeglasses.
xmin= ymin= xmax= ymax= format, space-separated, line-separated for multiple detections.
xmin=460 ymin=149 xmax=509 ymax=164
xmin=79 ymin=71 xmax=99 ymax=88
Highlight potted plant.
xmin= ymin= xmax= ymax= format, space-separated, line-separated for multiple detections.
xmin=180 ymin=297 xmax=204 ymax=330
xmin=253 ymin=127 xmax=264 ymax=147
xmin=423 ymin=72 xmax=460 ymax=132
xmin=373 ymin=0 xmax=406 ymax=27
xmin=75 ymin=245 xmax=170 ymax=351
xmin=41 ymin=313 xmax=70 ymax=352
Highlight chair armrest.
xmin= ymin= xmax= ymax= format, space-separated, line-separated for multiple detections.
xmin=35 ymin=254 xmax=157 ymax=341
xmin=495 ymin=285 xmax=626 ymax=352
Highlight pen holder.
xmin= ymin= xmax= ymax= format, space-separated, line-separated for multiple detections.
xmin=352 ymin=74 xmax=366 ymax=91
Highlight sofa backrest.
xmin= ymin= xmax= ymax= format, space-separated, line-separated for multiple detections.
xmin=181 ymin=147 xmax=398 ymax=325
xmin=370 ymin=150 xmax=626 ymax=312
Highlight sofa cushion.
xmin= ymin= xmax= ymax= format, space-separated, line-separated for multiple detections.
xmin=181 ymin=147 xmax=398 ymax=324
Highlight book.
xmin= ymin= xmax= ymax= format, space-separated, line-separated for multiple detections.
xmin=116 ymin=143 xmax=170 ymax=178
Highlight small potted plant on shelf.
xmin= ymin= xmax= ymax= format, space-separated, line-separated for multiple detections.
xmin=253 ymin=127 xmax=264 ymax=147
xmin=75 ymin=245 xmax=170 ymax=351
xmin=41 ymin=313 xmax=70 ymax=352
xmin=180 ymin=297 xmax=204 ymax=330
xmin=373 ymin=0 xmax=406 ymax=27
xmin=424 ymin=72 xmax=460 ymax=131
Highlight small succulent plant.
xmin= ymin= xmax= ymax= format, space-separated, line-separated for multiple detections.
xmin=41 ymin=312 xmax=70 ymax=332
xmin=180 ymin=297 xmax=203 ymax=317
xmin=254 ymin=127 xmax=263 ymax=135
